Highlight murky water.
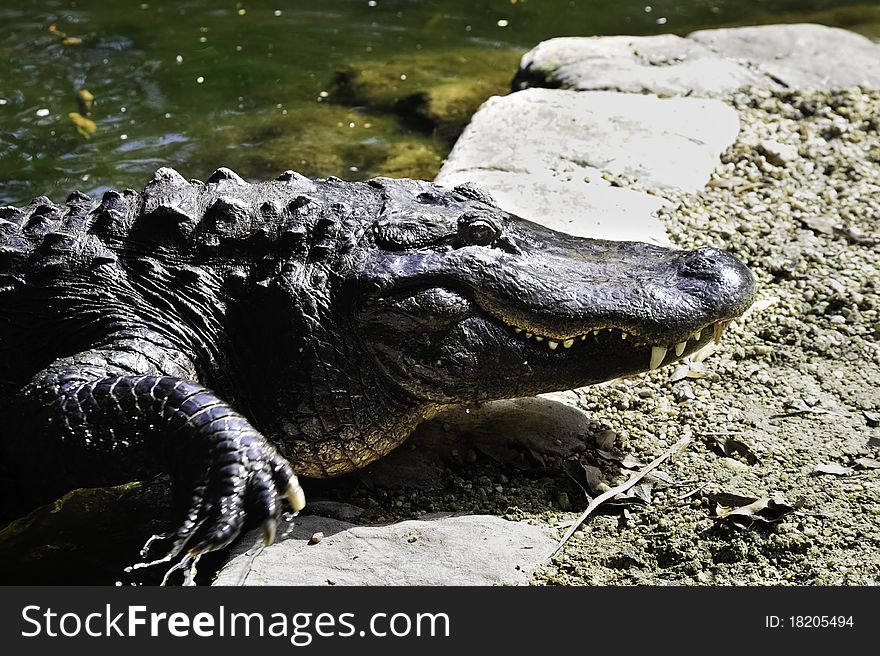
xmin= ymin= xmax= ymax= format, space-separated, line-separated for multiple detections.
xmin=1 ymin=0 xmax=878 ymax=204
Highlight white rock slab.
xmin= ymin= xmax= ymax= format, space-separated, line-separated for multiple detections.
xmin=438 ymin=167 xmax=670 ymax=244
xmin=689 ymin=23 xmax=880 ymax=90
xmin=214 ymin=514 xmax=555 ymax=586
xmin=514 ymin=34 xmax=765 ymax=96
xmin=439 ymin=89 xmax=738 ymax=192
xmin=436 ymin=88 xmax=738 ymax=243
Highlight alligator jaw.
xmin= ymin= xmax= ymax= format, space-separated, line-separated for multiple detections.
xmin=498 ymin=320 xmax=723 ymax=369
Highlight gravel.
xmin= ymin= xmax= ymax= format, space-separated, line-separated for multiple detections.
xmin=536 ymin=86 xmax=880 ymax=585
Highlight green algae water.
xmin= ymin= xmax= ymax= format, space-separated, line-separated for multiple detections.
xmin=1 ymin=0 xmax=879 ymax=205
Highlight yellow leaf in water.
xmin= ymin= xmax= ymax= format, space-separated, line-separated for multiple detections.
xmin=77 ymin=89 xmax=94 ymax=116
xmin=62 ymin=36 xmax=82 ymax=45
xmin=68 ymin=112 xmax=97 ymax=138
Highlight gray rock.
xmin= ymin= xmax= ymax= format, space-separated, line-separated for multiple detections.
xmin=689 ymin=23 xmax=880 ymax=90
xmin=436 ymin=88 xmax=738 ymax=243
xmin=515 ymin=24 xmax=880 ymax=98
xmin=514 ymin=34 xmax=764 ymax=96
xmin=214 ymin=513 xmax=554 ymax=586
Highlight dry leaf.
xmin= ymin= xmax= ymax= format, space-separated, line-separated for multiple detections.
xmin=594 ymin=449 xmax=643 ymax=470
xmin=710 ymin=492 xmax=802 ymax=526
xmin=854 ymin=457 xmax=880 ymax=470
xmin=670 ymin=360 xmax=708 ymax=381
xmin=642 ymin=469 xmax=675 ymax=486
xmin=709 ymin=436 xmax=758 ymax=465
xmin=68 ymin=112 xmax=96 ymax=138
xmin=527 ymin=448 xmax=547 ymax=467
xmin=618 ymin=481 xmax=653 ymax=504
xmin=834 ymin=225 xmax=879 ymax=245
xmin=863 ymin=411 xmax=880 ymax=427
xmin=77 ymin=89 xmax=94 ymax=116
xmin=813 ymin=463 xmax=853 ymax=476
xmin=562 ymin=459 xmax=607 ymax=498
xmin=799 ymin=215 xmax=836 ymax=235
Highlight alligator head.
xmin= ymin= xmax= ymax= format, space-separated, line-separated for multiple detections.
xmin=353 ymin=179 xmax=756 ymax=405
xmin=236 ymin=175 xmax=755 ymax=476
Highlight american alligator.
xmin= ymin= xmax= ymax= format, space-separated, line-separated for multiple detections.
xmin=0 ymin=168 xmax=756 ymax=582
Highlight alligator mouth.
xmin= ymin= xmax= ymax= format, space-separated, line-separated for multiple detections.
xmin=494 ymin=317 xmax=729 ymax=370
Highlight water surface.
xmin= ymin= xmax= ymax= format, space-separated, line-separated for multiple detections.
xmin=1 ymin=0 xmax=878 ymax=204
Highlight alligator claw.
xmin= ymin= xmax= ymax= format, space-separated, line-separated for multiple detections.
xmin=128 ymin=436 xmax=304 ymax=585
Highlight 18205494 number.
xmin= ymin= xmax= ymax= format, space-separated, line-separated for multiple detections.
xmin=790 ymin=616 xmax=854 ymax=628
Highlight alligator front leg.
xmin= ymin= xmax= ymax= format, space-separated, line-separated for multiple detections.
xmin=3 ymin=347 xmax=305 ymax=584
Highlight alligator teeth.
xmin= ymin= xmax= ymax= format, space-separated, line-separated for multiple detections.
xmin=514 ymin=328 xmax=522 ymax=333
xmin=563 ymin=339 xmax=574 ymax=349
xmin=525 ymin=332 xmax=533 ymax=339
xmin=535 ymin=335 xmax=544 ymax=342
xmin=713 ymin=321 xmax=727 ymax=344
xmin=621 ymin=332 xmax=628 ymax=340
xmin=675 ymin=341 xmax=687 ymax=357
xmin=593 ymin=329 xmax=600 ymax=336
xmin=650 ymin=346 xmax=667 ymax=370
xmin=580 ymin=334 xmax=587 ymax=340
xmin=548 ymin=340 xmax=559 ymax=350
xmin=693 ymin=329 xmax=702 ymax=341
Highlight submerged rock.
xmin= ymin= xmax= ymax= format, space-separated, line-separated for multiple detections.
xmin=0 ymin=479 xmax=174 ymax=585
xmin=194 ymin=101 xmax=445 ymax=182
xmin=331 ymin=48 xmax=521 ymax=142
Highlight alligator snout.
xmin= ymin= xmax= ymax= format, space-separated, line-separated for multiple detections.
xmin=677 ymin=246 xmax=757 ymax=320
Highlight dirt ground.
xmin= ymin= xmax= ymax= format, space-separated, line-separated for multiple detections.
xmin=327 ymin=86 xmax=880 ymax=586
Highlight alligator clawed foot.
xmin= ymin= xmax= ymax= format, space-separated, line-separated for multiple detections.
xmin=126 ymin=439 xmax=305 ymax=585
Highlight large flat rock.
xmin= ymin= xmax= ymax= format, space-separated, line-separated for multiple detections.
xmin=436 ymin=88 xmax=738 ymax=244
xmin=514 ymin=24 xmax=880 ymax=97
xmin=214 ymin=513 xmax=554 ymax=586
xmin=437 ymin=168 xmax=670 ymax=244
xmin=513 ymin=34 xmax=765 ymax=96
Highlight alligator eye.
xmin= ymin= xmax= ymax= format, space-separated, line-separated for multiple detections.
xmin=460 ymin=219 xmax=499 ymax=246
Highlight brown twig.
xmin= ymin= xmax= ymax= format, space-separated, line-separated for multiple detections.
xmin=544 ymin=436 xmax=692 ymax=562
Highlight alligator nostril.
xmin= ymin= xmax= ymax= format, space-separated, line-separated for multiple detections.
xmin=679 ymin=247 xmax=726 ymax=281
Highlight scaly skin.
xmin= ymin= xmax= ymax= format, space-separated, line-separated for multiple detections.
xmin=0 ymin=168 xmax=756 ymax=583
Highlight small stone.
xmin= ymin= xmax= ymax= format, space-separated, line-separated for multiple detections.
xmin=721 ymin=457 xmax=749 ymax=473
xmin=758 ymin=140 xmax=798 ymax=166
xmin=308 ymin=532 xmax=324 ymax=545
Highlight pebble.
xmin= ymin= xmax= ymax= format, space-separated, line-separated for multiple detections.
xmin=721 ymin=457 xmax=750 ymax=473
xmin=758 ymin=139 xmax=799 ymax=166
